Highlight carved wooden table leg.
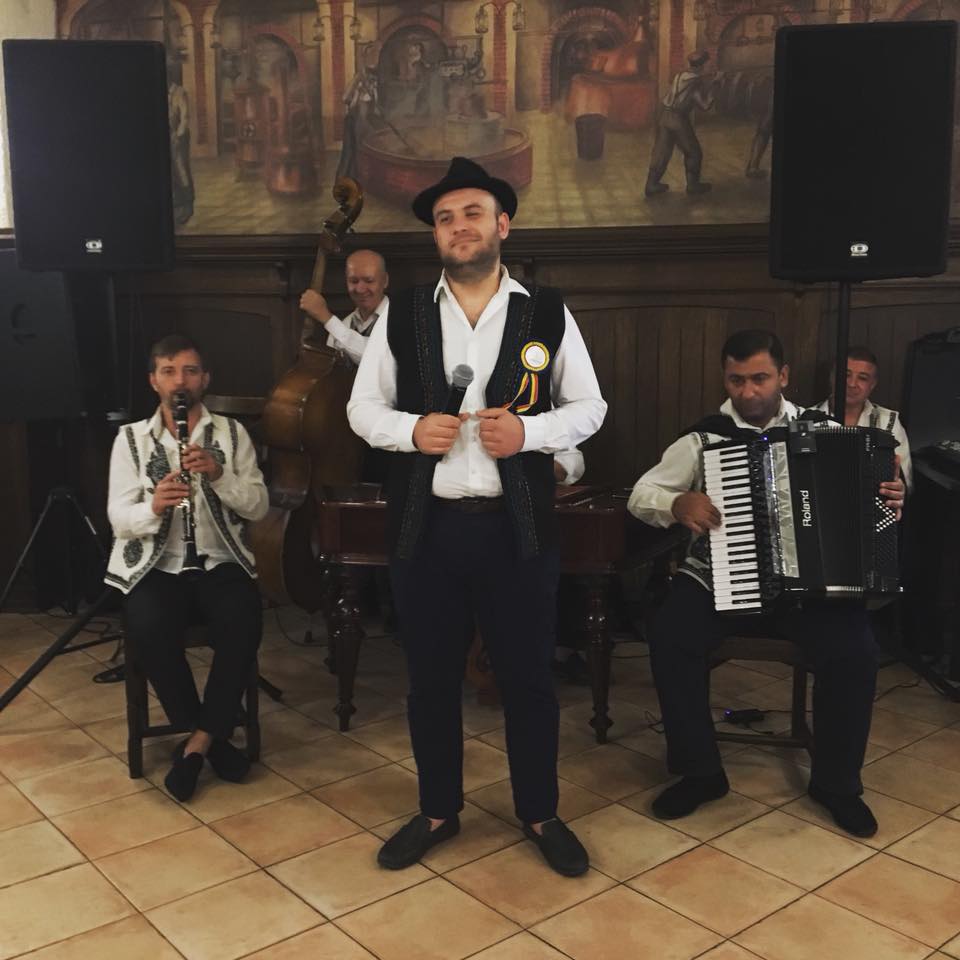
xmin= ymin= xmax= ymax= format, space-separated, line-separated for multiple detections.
xmin=332 ymin=564 xmax=363 ymax=730
xmin=320 ymin=561 xmax=339 ymax=675
xmin=584 ymin=575 xmax=613 ymax=743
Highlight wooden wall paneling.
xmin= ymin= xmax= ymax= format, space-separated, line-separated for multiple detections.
xmin=656 ymin=313 xmax=682 ymax=473
xmin=633 ymin=309 xmax=659 ymax=484
xmin=576 ymin=307 xmax=616 ymax=486
xmin=679 ymin=316 xmax=706 ymax=437
xmin=611 ymin=310 xmax=639 ymax=488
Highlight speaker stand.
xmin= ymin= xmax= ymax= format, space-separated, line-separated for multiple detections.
xmin=832 ymin=280 xmax=852 ymax=417
xmin=0 ymin=588 xmax=120 ymax=712
xmin=0 ymin=485 xmax=105 ymax=616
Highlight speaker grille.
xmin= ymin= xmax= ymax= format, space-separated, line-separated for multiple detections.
xmin=3 ymin=40 xmax=175 ymax=272
xmin=769 ymin=21 xmax=956 ymax=283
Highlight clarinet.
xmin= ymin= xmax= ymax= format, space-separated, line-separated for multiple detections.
xmin=172 ymin=391 xmax=207 ymax=574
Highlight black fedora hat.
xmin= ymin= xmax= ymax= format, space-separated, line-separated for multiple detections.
xmin=412 ymin=156 xmax=518 ymax=225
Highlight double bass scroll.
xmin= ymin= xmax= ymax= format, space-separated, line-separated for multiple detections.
xmin=251 ymin=177 xmax=366 ymax=611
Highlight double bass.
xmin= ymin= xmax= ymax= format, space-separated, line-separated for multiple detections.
xmin=251 ymin=178 xmax=365 ymax=610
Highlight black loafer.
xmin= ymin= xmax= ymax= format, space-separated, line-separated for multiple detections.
xmin=523 ymin=819 xmax=589 ymax=877
xmin=164 ymin=739 xmax=204 ymax=802
xmin=651 ymin=771 xmax=729 ymax=820
xmin=207 ymin=738 xmax=251 ymax=783
xmin=378 ymin=814 xmax=460 ymax=870
xmin=808 ymin=782 xmax=878 ymax=838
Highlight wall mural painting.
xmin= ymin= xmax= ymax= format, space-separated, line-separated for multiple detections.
xmin=57 ymin=0 xmax=960 ymax=234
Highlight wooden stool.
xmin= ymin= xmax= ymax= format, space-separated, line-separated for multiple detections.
xmin=124 ymin=623 xmax=261 ymax=778
xmin=710 ymin=634 xmax=812 ymax=753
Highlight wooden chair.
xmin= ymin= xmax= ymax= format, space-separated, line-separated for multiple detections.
xmin=124 ymin=623 xmax=261 ymax=778
xmin=710 ymin=634 xmax=812 ymax=753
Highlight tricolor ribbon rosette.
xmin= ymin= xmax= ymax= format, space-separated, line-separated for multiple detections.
xmin=505 ymin=341 xmax=550 ymax=414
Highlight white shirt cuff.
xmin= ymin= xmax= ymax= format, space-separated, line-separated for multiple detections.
xmin=518 ymin=414 xmax=546 ymax=453
xmin=399 ymin=413 xmax=422 ymax=453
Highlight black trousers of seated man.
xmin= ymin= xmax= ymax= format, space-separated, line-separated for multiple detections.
xmin=123 ymin=563 xmax=262 ymax=741
xmin=390 ymin=500 xmax=561 ymax=824
xmin=650 ymin=573 xmax=878 ymax=797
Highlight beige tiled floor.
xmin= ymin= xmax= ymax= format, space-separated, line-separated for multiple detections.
xmin=1 ymin=609 xmax=959 ymax=959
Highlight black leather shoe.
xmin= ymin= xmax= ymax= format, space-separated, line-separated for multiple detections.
xmin=652 ymin=771 xmax=729 ymax=820
xmin=208 ymin=738 xmax=251 ymax=783
xmin=378 ymin=814 xmax=460 ymax=870
xmin=165 ymin=739 xmax=204 ymax=802
xmin=808 ymin=782 xmax=878 ymax=838
xmin=523 ymin=819 xmax=589 ymax=877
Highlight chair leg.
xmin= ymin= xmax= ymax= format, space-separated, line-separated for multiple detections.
xmin=791 ymin=666 xmax=810 ymax=748
xmin=245 ymin=663 xmax=261 ymax=763
xmin=124 ymin=644 xmax=146 ymax=779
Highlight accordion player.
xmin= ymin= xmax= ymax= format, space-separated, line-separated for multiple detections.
xmin=703 ymin=421 xmax=900 ymax=613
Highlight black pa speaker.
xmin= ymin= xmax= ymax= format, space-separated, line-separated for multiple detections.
xmin=902 ymin=326 xmax=960 ymax=451
xmin=2 ymin=40 xmax=175 ymax=272
xmin=769 ymin=21 xmax=957 ymax=282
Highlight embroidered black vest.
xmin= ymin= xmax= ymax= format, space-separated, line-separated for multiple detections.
xmin=384 ymin=282 xmax=566 ymax=560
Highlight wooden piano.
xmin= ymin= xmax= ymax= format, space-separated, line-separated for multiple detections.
xmin=318 ymin=484 xmax=687 ymax=740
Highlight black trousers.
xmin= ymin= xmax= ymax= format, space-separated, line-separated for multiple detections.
xmin=390 ymin=501 xmax=561 ymax=823
xmin=650 ymin=573 xmax=878 ymax=796
xmin=124 ymin=563 xmax=262 ymax=741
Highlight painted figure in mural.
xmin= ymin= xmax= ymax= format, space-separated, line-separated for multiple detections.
xmin=336 ymin=58 xmax=380 ymax=181
xmin=745 ymin=87 xmax=774 ymax=179
xmin=645 ymin=50 xmax=716 ymax=198
xmin=168 ymin=71 xmax=195 ymax=226
xmin=399 ymin=40 xmax=434 ymax=118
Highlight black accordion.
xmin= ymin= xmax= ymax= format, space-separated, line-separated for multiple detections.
xmin=703 ymin=423 xmax=900 ymax=613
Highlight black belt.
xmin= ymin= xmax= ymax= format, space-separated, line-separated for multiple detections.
xmin=432 ymin=496 xmax=505 ymax=514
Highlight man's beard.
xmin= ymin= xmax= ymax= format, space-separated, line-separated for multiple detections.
xmin=165 ymin=388 xmax=201 ymax=411
xmin=440 ymin=233 xmax=500 ymax=282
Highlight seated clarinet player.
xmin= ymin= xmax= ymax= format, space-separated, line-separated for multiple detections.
xmin=627 ymin=330 xmax=905 ymax=837
xmin=813 ymin=344 xmax=913 ymax=492
xmin=105 ymin=334 xmax=269 ymax=802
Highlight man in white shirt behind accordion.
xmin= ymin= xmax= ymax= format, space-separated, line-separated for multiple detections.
xmin=628 ymin=330 xmax=905 ymax=838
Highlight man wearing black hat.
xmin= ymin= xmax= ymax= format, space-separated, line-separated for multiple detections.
xmin=348 ymin=157 xmax=607 ymax=876
xmin=645 ymin=50 xmax=716 ymax=198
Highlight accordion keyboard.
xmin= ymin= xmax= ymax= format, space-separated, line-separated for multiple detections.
xmin=703 ymin=444 xmax=764 ymax=612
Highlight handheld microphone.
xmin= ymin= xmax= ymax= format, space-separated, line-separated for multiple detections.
xmin=444 ymin=364 xmax=474 ymax=416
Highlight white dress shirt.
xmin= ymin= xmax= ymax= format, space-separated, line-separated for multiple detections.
xmin=628 ymin=397 xmax=801 ymax=528
xmin=325 ymin=295 xmax=388 ymax=366
xmin=107 ymin=405 xmax=268 ymax=575
xmin=813 ymin=397 xmax=912 ymax=491
xmin=555 ymin=448 xmax=585 ymax=485
xmin=347 ymin=268 xmax=607 ymax=499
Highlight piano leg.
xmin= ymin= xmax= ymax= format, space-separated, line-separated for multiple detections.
xmin=332 ymin=564 xmax=363 ymax=731
xmin=584 ymin=576 xmax=613 ymax=743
